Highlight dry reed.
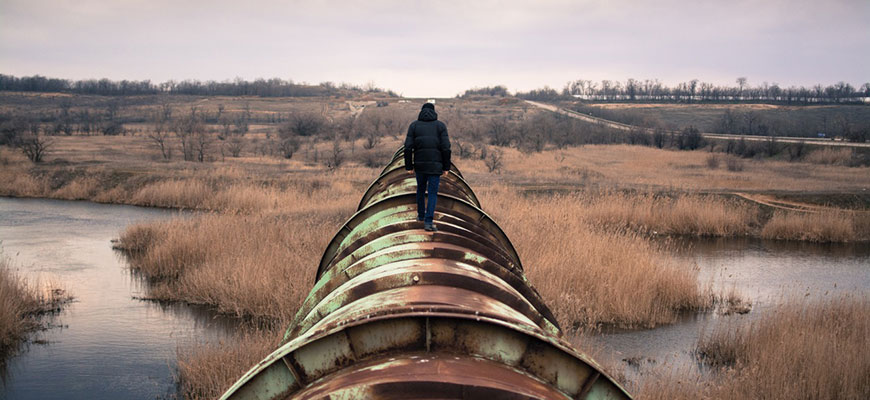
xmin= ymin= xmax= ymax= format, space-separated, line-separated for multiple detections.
xmin=694 ymin=296 xmax=868 ymax=399
xmin=176 ymin=327 xmax=282 ymax=400
xmin=803 ymin=147 xmax=854 ymax=166
xmin=761 ymin=210 xmax=857 ymax=242
xmin=636 ymin=296 xmax=870 ymax=399
xmin=479 ymin=187 xmax=713 ymax=329
xmin=118 ymin=209 xmax=350 ymax=322
xmin=579 ymin=191 xmax=756 ymax=237
xmin=0 ymin=256 xmax=71 ymax=359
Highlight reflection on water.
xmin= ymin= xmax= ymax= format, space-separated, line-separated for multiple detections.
xmin=591 ymin=236 xmax=870 ymax=383
xmin=0 ymin=198 xmax=238 ymax=400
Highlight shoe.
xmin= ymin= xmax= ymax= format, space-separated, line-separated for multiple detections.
xmin=424 ymin=223 xmax=438 ymax=232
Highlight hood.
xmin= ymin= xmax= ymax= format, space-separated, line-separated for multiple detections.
xmin=418 ymin=108 xmax=438 ymax=122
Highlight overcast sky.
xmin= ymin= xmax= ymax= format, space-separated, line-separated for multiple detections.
xmin=1 ymin=0 xmax=868 ymax=97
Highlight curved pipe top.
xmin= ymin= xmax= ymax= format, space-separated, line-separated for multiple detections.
xmin=316 ymin=192 xmax=523 ymax=284
xmin=357 ymin=167 xmax=480 ymax=211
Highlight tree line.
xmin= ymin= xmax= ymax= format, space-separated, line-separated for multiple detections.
xmin=506 ymin=78 xmax=870 ymax=105
xmin=0 ymin=74 xmax=397 ymax=97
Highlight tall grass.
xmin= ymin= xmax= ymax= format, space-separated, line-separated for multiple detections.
xmin=761 ymin=210 xmax=859 ymax=242
xmin=0 ymin=257 xmax=71 ymax=359
xmin=637 ymin=296 xmax=870 ymax=399
xmin=176 ymin=327 xmax=281 ymax=400
xmin=804 ymin=147 xmax=854 ymax=166
xmin=118 ymin=210 xmax=347 ymax=322
xmin=479 ymin=187 xmax=714 ymax=329
xmin=578 ymin=191 xmax=756 ymax=237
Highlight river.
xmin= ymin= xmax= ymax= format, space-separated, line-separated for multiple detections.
xmin=1 ymin=198 xmax=868 ymax=398
xmin=0 ymin=198 xmax=236 ymax=400
xmin=589 ymin=236 xmax=870 ymax=383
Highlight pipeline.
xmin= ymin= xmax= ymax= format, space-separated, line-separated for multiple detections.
xmin=220 ymin=148 xmax=632 ymax=399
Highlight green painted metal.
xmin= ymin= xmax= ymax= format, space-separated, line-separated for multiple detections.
xmin=220 ymin=147 xmax=633 ymax=400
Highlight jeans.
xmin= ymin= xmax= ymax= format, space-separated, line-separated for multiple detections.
xmin=415 ymin=172 xmax=440 ymax=224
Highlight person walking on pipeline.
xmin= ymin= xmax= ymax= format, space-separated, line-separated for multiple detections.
xmin=404 ymin=102 xmax=451 ymax=232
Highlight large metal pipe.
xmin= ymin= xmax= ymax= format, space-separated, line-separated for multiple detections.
xmin=221 ymin=149 xmax=632 ymax=400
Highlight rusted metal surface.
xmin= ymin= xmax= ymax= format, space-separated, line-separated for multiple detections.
xmin=221 ymin=148 xmax=632 ymax=400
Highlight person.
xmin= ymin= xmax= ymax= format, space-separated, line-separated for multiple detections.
xmin=404 ymin=102 xmax=451 ymax=232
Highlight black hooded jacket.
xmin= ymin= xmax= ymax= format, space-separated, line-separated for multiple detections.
xmin=404 ymin=108 xmax=451 ymax=175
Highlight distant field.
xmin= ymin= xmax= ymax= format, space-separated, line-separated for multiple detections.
xmin=0 ymin=92 xmax=531 ymax=126
xmin=560 ymin=101 xmax=870 ymax=138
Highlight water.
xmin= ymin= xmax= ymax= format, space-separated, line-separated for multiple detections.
xmin=0 ymin=198 xmax=236 ymax=400
xmin=590 ymin=237 xmax=870 ymax=381
xmin=1 ymin=197 xmax=868 ymax=397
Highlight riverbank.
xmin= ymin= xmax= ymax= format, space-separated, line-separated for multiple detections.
xmin=0 ymin=256 xmax=71 ymax=362
xmin=637 ymin=295 xmax=870 ymax=400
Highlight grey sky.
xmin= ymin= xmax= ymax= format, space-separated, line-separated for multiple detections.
xmin=1 ymin=0 xmax=868 ymax=97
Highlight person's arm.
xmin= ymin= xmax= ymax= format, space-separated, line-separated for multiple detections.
xmin=439 ymin=121 xmax=451 ymax=173
xmin=404 ymin=122 xmax=415 ymax=171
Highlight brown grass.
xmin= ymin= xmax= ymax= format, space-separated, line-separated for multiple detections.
xmin=577 ymin=191 xmax=756 ymax=237
xmin=117 ymin=183 xmax=720 ymax=331
xmin=470 ymin=144 xmax=870 ymax=193
xmin=118 ymin=209 xmax=348 ymax=322
xmin=130 ymin=185 xmax=725 ymax=398
xmin=0 ymin=256 xmax=71 ymax=360
xmin=761 ymin=210 xmax=859 ymax=242
xmin=479 ymin=187 xmax=714 ymax=329
xmin=804 ymin=147 xmax=854 ymax=166
xmin=636 ymin=296 xmax=870 ymax=399
xmin=176 ymin=327 xmax=282 ymax=400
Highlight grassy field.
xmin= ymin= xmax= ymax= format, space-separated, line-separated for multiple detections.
xmin=3 ymin=93 xmax=870 ymax=398
xmin=563 ymin=101 xmax=870 ymax=137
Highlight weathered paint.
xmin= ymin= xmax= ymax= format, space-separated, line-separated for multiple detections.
xmin=221 ymin=147 xmax=632 ymax=400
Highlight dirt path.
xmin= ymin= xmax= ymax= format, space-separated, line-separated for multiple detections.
xmin=347 ymin=100 xmax=375 ymax=119
xmin=732 ymin=192 xmax=870 ymax=214
xmin=524 ymin=100 xmax=870 ymax=149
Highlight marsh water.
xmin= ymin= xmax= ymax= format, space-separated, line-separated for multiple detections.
xmin=1 ymin=197 xmax=868 ymax=399
xmin=0 ymin=198 xmax=237 ymax=400
xmin=589 ymin=237 xmax=870 ymax=383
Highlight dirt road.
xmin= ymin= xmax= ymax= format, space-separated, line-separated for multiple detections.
xmin=524 ymin=100 xmax=870 ymax=148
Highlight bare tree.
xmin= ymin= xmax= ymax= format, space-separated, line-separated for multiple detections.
xmin=282 ymin=112 xmax=326 ymax=137
xmin=333 ymin=115 xmax=357 ymax=153
xmin=487 ymin=117 xmax=512 ymax=147
xmin=484 ymin=147 xmax=503 ymax=173
xmin=231 ymin=102 xmax=252 ymax=134
xmin=173 ymin=106 xmax=205 ymax=161
xmin=192 ymin=130 xmax=212 ymax=162
xmin=357 ymin=110 xmax=384 ymax=149
xmin=325 ymin=134 xmax=344 ymax=169
xmin=378 ymin=108 xmax=404 ymax=139
xmin=0 ymin=117 xmax=26 ymax=146
xmin=148 ymin=107 xmax=172 ymax=160
xmin=16 ymin=123 xmax=53 ymax=162
xmin=362 ymin=128 xmax=381 ymax=150
xmin=278 ymin=136 xmax=300 ymax=159
xmin=59 ymin=100 xmax=73 ymax=135
xmin=101 ymin=99 xmax=124 ymax=135
xmin=736 ymin=77 xmax=748 ymax=99
xmin=225 ymin=136 xmax=244 ymax=157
